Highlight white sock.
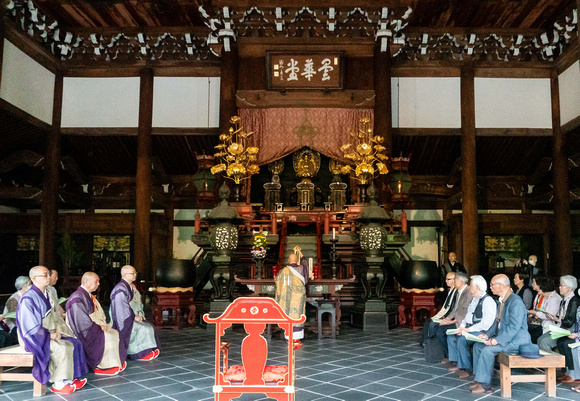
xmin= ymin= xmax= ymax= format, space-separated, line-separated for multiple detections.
xmin=52 ymin=379 xmax=72 ymax=389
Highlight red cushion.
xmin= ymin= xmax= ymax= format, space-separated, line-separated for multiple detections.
xmin=224 ymin=365 xmax=288 ymax=383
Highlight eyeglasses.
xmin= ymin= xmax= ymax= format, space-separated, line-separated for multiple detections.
xmin=34 ymin=274 xmax=50 ymax=278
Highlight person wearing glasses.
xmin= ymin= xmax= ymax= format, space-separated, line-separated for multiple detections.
xmin=537 ymin=275 xmax=579 ymax=383
xmin=16 ymin=266 xmax=88 ymax=394
xmin=435 ymin=272 xmax=473 ymax=361
xmin=66 ymin=272 xmax=125 ymax=376
xmin=110 ymin=265 xmax=159 ymax=363
xmin=419 ymin=272 xmax=457 ymax=348
xmin=470 ymin=274 xmax=531 ymax=394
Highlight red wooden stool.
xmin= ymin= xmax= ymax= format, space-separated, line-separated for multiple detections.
xmin=398 ymin=290 xmax=437 ymax=330
xmin=203 ymin=297 xmax=306 ymax=401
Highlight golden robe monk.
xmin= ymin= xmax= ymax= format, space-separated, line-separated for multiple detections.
xmin=275 ymin=247 xmax=309 ymax=348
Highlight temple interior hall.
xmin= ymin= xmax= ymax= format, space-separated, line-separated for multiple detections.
xmin=1 ymin=0 xmax=580 ymax=400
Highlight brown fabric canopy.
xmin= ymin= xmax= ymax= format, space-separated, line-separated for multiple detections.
xmin=240 ymin=108 xmax=374 ymax=166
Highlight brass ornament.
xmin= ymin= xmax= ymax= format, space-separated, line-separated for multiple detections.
xmin=340 ymin=117 xmax=389 ymax=185
xmin=211 ymin=116 xmax=260 ymax=184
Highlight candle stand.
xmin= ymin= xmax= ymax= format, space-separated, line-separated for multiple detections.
xmin=330 ymin=237 xmax=339 ymax=279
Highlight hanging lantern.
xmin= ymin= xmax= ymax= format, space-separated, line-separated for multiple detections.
xmin=389 ymin=154 xmax=412 ymax=203
xmin=193 ymin=153 xmax=217 ymax=202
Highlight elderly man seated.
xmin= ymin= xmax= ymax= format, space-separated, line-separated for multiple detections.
xmin=1 ymin=276 xmax=31 ymax=347
xmin=447 ymin=275 xmax=497 ymax=379
xmin=470 ymin=274 xmax=531 ymax=394
xmin=66 ymin=272 xmax=125 ymax=375
xmin=16 ymin=266 xmax=88 ymax=394
xmin=110 ymin=265 xmax=160 ymax=362
xmin=435 ymin=271 xmax=473 ymax=361
xmin=420 ymin=272 xmax=457 ymax=348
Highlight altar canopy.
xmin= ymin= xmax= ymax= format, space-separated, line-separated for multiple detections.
xmin=240 ymin=108 xmax=374 ymax=166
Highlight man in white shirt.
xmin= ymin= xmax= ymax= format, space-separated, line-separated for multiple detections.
xmin=447 ymin=275 xmax=497 ymax=379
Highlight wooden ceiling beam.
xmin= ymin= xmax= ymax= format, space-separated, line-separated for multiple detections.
xmin=212 ymin=0 xmax=414 ymax=7
xmin=392 ymin=128 xmax=552 ymax=137
xmin=60 ymin=127 xmax=219 ymax=136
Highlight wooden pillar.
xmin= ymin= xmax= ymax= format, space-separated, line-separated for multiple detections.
xmin=39 ymin=72 xmax=63 ymax=268
xmin=135 ymin=68 xmax=154 ymax=281
xmin=219 ymin=42 xmax=238 ymax=133
xmin=0 ymin=16 xmax=4 ymax=88
xmin=460 ymin=66 xmax=478 ymax=274
xmin=373 ymin=39 xmax=392 ymax=157
xmin=550 ymin=69 xmax=572 ymax=275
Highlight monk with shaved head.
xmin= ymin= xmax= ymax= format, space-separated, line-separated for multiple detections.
xmin=275 ymin=246 xmax=309 ymax=349
xmin=110 ymin=265 xmax=159 ymax=363
xmin=66 ymin=272 xmax=125 ymax=376
xmin=16 ymin=266 xmax=88 ymax=393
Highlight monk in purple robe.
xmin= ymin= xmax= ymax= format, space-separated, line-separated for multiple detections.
xmin=16 ymin=266 xmax=88 ymax=394
xmin=66 ymin=272 xmax=125 ymax=375
xmin=110 ymin=265 xmax=159 ymax=362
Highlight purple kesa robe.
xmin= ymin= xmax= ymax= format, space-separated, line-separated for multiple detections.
xmin=66 ymin=287 xmax=106 ymax=369
xmin=16 ymin=285 xmax=87 ymax=384
xmin=110 ymin=279 xmax=159 ymax=360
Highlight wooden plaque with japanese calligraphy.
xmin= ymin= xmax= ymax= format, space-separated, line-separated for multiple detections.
xmin=266 ymin=52 xmax=343 ymax=90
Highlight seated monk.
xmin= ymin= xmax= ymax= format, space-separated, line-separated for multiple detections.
xmin=110 ymin=265 xmax=160 ymax=362
xmin=45 ymin=270 xmax=75 ymax=339
xmin=16 ymin=266 xmax=88 ymax=394
xmin=66 ymin=272 xmax=125 ymax=375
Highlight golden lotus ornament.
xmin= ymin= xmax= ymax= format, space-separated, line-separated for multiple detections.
xmin=212 ymin=115 xmax=260 ymax=185
xmin=340 ymin=117 xmax=389 ymax=186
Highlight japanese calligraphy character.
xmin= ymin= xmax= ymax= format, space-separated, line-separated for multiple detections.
xmin=301 ymin=59 xmax=316 ymax=81
xmin=318 ymin=58 xmax=333 ymax=81
xmin=285 ymin=58 xmax=299 ymax=81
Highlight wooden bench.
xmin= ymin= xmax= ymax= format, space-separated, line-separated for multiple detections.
xmin=498 ymin=350 xmax=565 ymax=398
xmin=0 ymin=345 xmax=46 ymax=397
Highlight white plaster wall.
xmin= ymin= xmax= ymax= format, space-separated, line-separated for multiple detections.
xmin=397 ymin=78 xmax=461 ymax=128
xmin=559 ymin=61 xmax=580 ymax=125
xmin=173 ymin=209 xmax=211 ymax=259
xmin=61 ymin=77 xmax=140 ymax=127
xmin=395 ymin=209 xmax=442 ymax=262
xmin=0 ymin=40 xmax=55 ymax=124
xmin=152 ymin=77 xmax=220 ymax=128
xmin=475 ymin=78 xmax=551 ymax=128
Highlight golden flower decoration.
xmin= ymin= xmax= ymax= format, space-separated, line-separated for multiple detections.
xmin=357 ymin=143 xmax=372 ymax=155
xmin=247 ymin=164 xmax=260 ymax=175
xmin=227 ymin=143 xmax=244 ymax=155
xmin=230 ymin=116 xmax=241 ymax=124
xmin=227 ymin=163 xmax=246 ymax=176
xmin=247 ymin=147 xmax=259 ymax=154
xmin=377 ymin=162 xmax=388 ymax=174
xmin=210 ymin=164 xmax=226 ymax=175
